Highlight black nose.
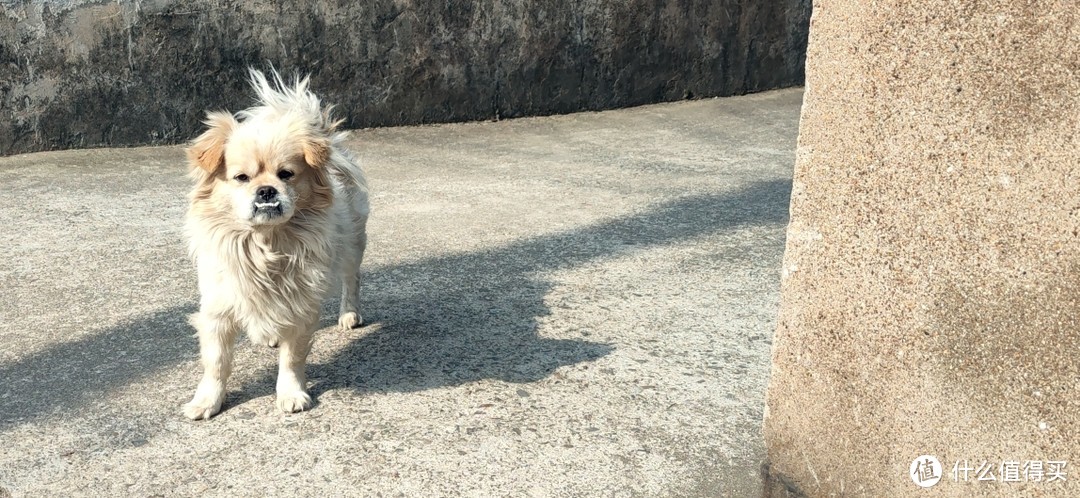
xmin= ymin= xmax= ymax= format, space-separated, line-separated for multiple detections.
xmin=256 ymin=186 xmax=278 ymax=201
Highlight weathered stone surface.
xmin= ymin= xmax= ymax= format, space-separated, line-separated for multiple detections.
xmin=765 ymin=0 xmax=1078 ymax=496
xmin=0 ymin=0 xmax=810 ymax=155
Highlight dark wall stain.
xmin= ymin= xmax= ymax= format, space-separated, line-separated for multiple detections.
xmin=0 ymin=0 xmax=811 ymax=155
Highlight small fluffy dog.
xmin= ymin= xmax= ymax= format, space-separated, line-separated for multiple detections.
xmin=182 ymin=70 xmax=369 ymax=420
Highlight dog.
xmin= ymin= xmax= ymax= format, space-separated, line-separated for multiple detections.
xmin=182 ymin=69 xmax=369 ymax=420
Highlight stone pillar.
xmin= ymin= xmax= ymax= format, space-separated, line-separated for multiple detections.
xmin=764 ymin=1 xmax=1079 ymax=496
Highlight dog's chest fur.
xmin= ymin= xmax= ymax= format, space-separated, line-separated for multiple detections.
xmin=192 ymin=215 xmax=334 ymax=343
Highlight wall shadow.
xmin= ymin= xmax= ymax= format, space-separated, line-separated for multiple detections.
xmin=0 ymin=178 xmax=791 ymax=427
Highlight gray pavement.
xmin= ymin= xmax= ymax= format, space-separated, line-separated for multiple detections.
xmin=0 ymin=88 xmax=800 ymax=497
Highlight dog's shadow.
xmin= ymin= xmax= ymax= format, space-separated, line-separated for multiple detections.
xmin=311 ymin=253 xmax=609 ymax=395
xmin=226 ymin=246 xmax=614 ymax=408
xmin=0 ymin=179 xmax=790 ymax=427
xmin=225 ymin=179 xmax=791 ymax=410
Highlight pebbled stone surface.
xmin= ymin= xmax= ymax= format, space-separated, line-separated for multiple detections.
xmin=764 ymin=1 xmax=1079 ymax=496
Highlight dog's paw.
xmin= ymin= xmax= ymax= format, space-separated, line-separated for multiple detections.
xmin=183 ymin=394 xmax=224 ymax=420
xmin=276 ymin=390 xmax=312 ymax=414
xmin=338 ymin=312 xmax=362 ymax=330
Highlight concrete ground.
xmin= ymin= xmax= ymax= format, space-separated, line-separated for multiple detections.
xmin=0 ymin=89 xmax=800 ymax=497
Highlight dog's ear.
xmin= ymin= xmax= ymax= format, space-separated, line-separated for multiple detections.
xmin=302 ymin=135 xmax=331 ymax=168
xmin=187 ymin=111 xmax=238 ymax=173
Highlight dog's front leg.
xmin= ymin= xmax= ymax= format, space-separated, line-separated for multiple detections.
xmin=275 ymin=317 xmax=317 ymax=413
xmin=183 ymin=312 xmax=238 ymax=420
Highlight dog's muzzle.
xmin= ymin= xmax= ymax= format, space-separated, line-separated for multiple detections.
xmin=252 ymin=185 xmax=283 ymax=218
xmin=253 ymin=200 xmax=283 ymax=217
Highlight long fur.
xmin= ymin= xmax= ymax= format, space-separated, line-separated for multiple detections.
xmin=182 ymin=69 xmax=369 ymax=420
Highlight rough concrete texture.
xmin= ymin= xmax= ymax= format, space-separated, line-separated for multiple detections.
xmin=764 ymin=1 xmax=1079 ymax=496
xmin=0 ymin=89 xmax=800 ymax=496
xmin=0 ymin=0 xmax=810 ymax=155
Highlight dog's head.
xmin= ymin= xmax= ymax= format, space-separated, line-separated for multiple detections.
xmin=186 ymin=70 xmax=339 ymax=227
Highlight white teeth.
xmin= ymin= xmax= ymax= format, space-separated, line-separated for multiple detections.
xmin=255 ymin=202 xmax=281 ymax=208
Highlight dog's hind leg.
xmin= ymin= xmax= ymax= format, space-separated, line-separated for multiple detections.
xmin=275 ymin=315 xmax=318 ymax=413
xmin=337 ymin=229 xmax=367 ymax=330
xmin=183 ymin=313 xmax=238 ymax=420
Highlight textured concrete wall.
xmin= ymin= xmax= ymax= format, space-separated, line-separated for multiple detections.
xmin=764 ymin=1 xmax=1078 ymax=496
xmin=0 ymin=0 xmax=810 ymax=155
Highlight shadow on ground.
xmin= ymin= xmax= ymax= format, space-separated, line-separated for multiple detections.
xmin=0 ymin=179 xmax=790 ymax=427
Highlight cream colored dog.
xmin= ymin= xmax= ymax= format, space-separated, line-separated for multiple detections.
xmin=182 ymin=70 xmax=369 ymax=420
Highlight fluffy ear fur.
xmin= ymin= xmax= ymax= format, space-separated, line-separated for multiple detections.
xmin=187 ymin=111 xmax=238 ymax=173
xmin=302 ymin=135 xmax=331 ymax=168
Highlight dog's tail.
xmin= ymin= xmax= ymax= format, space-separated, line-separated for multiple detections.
xmin=328 ymin=137 xmax=369 ymax=192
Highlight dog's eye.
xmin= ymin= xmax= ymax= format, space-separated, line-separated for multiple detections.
xmin=277 ymin=170 xmax=295 ymax=180
xmin=234 ymin=174 xmax=250 ymax=183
